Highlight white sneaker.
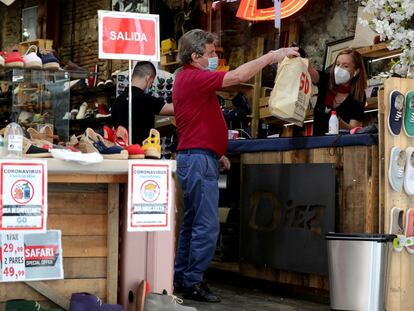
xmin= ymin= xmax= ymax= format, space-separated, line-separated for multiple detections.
xmin=76 ymin=102 xmax=88 ymax=119
xmin=389 ymin=146 xmax=406 ymax=192
xmin=62 ymin=112 xmax=71 ymax=120
xmin=23 ymin=45 xmax=42 ymax=69
xmin=405 ymin=147 xmax=414 ymax=195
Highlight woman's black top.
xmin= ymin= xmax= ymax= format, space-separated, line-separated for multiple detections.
xmin=313 ymin=71 xmax=365 ymax=136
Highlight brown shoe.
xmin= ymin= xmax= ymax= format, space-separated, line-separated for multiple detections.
xmin=136 ymin=280 xmax=147 ymax=311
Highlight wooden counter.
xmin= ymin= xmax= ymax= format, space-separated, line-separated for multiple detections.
xmin=0 ymin=159 xmax=175 ymax=310
xmin=215 ymin=143 xmax=378 ymax=292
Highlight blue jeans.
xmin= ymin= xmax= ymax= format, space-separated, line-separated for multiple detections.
xmin=174 ymin=150 xmax=220 ymax=288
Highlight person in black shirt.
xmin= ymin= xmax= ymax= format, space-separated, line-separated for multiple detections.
xmin=308 ymin=48 xmax=368 ymax=136
xmin=112 ymin=61 xmax=174 ymax=144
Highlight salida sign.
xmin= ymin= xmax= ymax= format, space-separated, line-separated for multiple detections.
xmin=98 ymin=10 xmax=160 ymax=61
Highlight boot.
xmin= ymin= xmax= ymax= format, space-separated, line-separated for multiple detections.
xmin=69 ymin=293 xmax=124 ymax=311
xmin=144 ymin=292 xmax=197 ymax=311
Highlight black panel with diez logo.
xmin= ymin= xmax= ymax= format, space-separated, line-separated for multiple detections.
xmin=240 ymin=164 xmax=335 ymax=275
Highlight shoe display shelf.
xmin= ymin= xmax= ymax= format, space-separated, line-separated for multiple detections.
xmin=70 ymin=116 xmax=113 ymax=137
xmin=160 ymin=49 xmax=179 ymax=72
xmin=379 ymin=77 xmax=414 ymax=311
xmin=214 ymin=37 xmax=264 ymax=138
xmin=69 ymin=82 xmax=115 ymax=136
xmin=17 ymin=39 xmax=53 ymax=57
xmin=0 ymin=68 xmax=70 ymax=141
xmin=0 ymin=73 xmax=12 ymax=129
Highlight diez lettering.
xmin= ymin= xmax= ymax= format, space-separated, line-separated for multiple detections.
xmin=109 ymin=31 xmax=148 ymax=42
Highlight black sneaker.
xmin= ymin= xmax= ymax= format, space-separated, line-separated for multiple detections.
xmin=183 ymin=283 xmax=221 ymax=303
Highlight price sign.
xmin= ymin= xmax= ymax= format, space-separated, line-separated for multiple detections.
xmin=2 ymin=233 xmax=25 ymax=281
xmin=0 ymin=230 xmax=63 ymax=282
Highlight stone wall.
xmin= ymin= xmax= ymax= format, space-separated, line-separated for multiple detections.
xmin=0 ymin=0 xmax=359 ymax=75
xmin=0 ymin=0 xmax=115 ymax=80
xmin=1 ymin=1 xmax=25 ymax=50
xmin=58 ymin=0 xmax=113 ymax=80
xmin=296 ymin=0 xmax=359 ymax=69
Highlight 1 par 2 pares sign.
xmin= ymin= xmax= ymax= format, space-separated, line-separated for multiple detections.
xmin=98 ymin=10 xmax=160 ymax=61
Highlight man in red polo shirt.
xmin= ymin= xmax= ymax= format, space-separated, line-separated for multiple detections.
xmin=173 ymin=29 xmax=299 ymax=302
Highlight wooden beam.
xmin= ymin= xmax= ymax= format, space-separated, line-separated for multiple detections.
xmin=25 ymin=281 xmax=70 ymax=310
xmin=251 ymin=37 xmax=264 ymax=138
xmin=48 ymin=174 xmax=128 ymax=184
xmin=107 ymin=184 xmax=119 ymax=304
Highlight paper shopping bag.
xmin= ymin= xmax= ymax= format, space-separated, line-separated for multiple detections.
xmin=268 ymin=57 xmax=312 ymax=126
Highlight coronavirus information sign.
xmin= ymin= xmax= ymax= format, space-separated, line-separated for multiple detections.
xmin=98 ymin=10 xmax=160 ymax=61
xmin=127 ymin=160 xmax=172 ymax=232
xmin=0 ymin=160 xmax=47 ymax=233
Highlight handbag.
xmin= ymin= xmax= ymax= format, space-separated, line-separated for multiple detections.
xmin=268 ymin=57 xmax=312 ymax=126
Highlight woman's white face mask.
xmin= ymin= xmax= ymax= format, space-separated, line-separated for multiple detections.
xmin=334 ymin=66 xmax=351 ymax=85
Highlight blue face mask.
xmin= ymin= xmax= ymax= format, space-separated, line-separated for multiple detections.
xmin=207 ymin=57 xmax=219 ymax=71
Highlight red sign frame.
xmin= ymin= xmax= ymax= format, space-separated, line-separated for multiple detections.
xmin=98 ymin=10 xmax=160 ymax=61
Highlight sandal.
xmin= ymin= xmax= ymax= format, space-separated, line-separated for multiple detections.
xmin=103 ymin=125 xmax=115 ymax=143
xmin=79 ymin=128 xmax=128 ymax=160
xmin=142 ymin=128 xmax=161 ymax=159
xmin=23 ymin=137 xmax=52 ymax=158
xmin=115 ymin=125 xmax=129 ymax=146
xmin=104 ymin=125 xmax=145 ymax=159
xmin=27 ymin=124 xmax=56 ymax=143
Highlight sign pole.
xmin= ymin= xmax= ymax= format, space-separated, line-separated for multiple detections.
xmin=128 ymin=60 xmax=132 ymax=145
xmin=274 ymin=0 xmax=281 ymax=50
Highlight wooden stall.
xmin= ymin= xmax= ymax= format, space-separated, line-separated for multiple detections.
xmin=214 ymin=140 xmax=379 ymax=292
xmin=0 ymin=160 xmax=127 ymax=309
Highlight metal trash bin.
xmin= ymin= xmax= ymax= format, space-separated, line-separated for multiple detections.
xmin=325 ymin=233 xmax=395 ymax=311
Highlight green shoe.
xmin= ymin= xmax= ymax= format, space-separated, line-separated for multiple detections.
xmin=404 ymin=91 xmax=414 ymax=137
xmin=6 ymin=300 xmax=62 ymax=311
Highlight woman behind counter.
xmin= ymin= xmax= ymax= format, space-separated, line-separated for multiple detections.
xmin=308 ymin=48 xmax=368 ymax=136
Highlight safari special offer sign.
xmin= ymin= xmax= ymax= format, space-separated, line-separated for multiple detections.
xmin=0 ymin=230 xmax=63 ymax=282
xmin=98 ymin=10 xmax=160 ymax=61
xmin=127 ymin=160 xmax=172 ymax=232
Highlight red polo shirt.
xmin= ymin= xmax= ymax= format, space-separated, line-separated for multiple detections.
xmin=173 ymin=65 xmax=228 ymax=157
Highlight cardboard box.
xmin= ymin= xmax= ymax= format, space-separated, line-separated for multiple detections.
xmin=161 ymin=38 xmax=177 ymax=54
xmin=18 ymin=39 xmax=53 ymax=55
xmin=259 ymin=96 xmax=271 ymax=119
xmin=160 ymin=53 xmax=177 ymax=65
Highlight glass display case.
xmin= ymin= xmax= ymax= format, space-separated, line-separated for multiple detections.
xmin=0 ymin=69 xmax=70 ymax=141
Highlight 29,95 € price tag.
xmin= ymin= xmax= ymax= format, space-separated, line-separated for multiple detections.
xmin=2 ymin=233 xmax=25 ymax=281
